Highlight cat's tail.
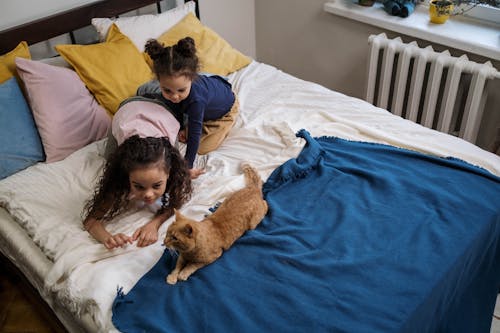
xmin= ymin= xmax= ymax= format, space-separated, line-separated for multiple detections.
xmin=241 ymin=163 xmax=263 ymax=190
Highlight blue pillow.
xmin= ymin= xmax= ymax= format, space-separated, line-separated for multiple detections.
xmin=0 ymin=77 xmax=45 ymax=179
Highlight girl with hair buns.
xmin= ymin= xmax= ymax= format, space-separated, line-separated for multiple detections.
xmin=138 ymin=37 xmax=239 ymax=179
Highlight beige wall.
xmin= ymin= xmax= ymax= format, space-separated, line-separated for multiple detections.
xmin=254 ymin=0 xmax=500 ymax=151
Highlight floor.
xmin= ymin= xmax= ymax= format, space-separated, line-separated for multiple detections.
xmin=0 ymin=256 xmax=499 ymax=333
xmin=0 ymin=256 xmax=67 ymax=333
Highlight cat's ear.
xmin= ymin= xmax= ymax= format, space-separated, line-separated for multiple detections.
xmin=181 ymin=224 xmax=193 ymax=237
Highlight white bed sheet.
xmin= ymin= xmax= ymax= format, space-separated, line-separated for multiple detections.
xmin=1 ymin=61 xmax=499 ymax=333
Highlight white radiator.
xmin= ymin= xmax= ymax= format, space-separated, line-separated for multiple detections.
xmin=366 ymin=33 xmax=500 ymax=144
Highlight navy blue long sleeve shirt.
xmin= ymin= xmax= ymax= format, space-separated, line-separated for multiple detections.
xmin=137 ymin=75 xmax=234 ymax=168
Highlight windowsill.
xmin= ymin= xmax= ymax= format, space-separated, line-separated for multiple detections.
xmin=323 ymin=0 xmax=500 ymax=61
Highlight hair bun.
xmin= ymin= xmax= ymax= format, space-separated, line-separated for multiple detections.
xmin=144 ymin=39 xmax=166 ymax=60
xmin=174 ymin=37 xmax=196 ymax=58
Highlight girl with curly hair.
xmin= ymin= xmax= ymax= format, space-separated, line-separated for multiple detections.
xmin=83 ymin=100 xmax=192 ymax=250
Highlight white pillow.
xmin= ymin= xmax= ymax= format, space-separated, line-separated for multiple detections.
xmin=91 ymin=1 xmax=196 ymax=51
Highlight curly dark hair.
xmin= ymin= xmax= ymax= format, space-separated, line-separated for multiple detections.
xmin=144 ymin=37 xmax=199 ymax=80
xmin=83 ymin=135 xmax=192 ymax=223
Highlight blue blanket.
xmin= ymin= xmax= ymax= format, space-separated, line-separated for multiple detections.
xmin=112 ymin=130 xmax=500 ymax=333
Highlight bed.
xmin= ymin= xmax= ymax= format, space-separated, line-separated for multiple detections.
xmin=1 ymin=1 xmax=499 ymax=332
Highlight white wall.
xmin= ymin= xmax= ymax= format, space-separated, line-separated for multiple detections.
xmin=198 ymin=0 xmax=256 ymax=59
xmin=0 ymin=0 xmax=184 ymax=31
xmin=0 ymin=0 xmax=256 ymax=60
xmin=254 ymin=0 xmax=500 ymax=151
xmin=1 ymin=1 xmax=176 ymax=59
xmin=0 ymin=0 xmax=100 ymax=31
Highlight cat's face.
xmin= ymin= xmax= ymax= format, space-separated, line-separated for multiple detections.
xmin=164 ymin=210 xmax=197 ymax=252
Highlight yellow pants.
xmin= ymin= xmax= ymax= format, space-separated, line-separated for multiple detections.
xmin=197 ymin=94 xmax=239 ymax=155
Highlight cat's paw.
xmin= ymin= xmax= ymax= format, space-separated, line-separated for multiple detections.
xmin=166 ymin=274 xmax=178 ymax=285
xmin=178 ymin=271 xmax=191 ymax=281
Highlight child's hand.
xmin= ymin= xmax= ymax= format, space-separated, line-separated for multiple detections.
xmin=189 ymin=168 xmax=206 ymax=179
xmin=103 ymin=233 xmax=133 ymax=249
xmin=132 ymin=222 xmax=159 ymax=247
xmin=178 ymin=130 xmax=187 ymax=143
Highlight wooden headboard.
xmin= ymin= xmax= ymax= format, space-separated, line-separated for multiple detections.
xmin=0 ymin=0 xmax=199 ymax=54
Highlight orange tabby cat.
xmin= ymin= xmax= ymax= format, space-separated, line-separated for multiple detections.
xmin=163 ymin=163 xmax=268 ymax=285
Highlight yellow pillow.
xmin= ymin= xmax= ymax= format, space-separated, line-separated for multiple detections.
xmin=155 ymin=12 xmax=251 ymax=76
xmin=0 ymin=41 xmax=31 ymax=84
xmin=56 ymin=24 xmax=152 ymax=115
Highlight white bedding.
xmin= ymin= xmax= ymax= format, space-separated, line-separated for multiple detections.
xmin=1 ymin=61 xmax=499 ymax=332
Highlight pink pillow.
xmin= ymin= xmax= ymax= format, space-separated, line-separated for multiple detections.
xmin=15 ymin=57 xmax=111 ymax=162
